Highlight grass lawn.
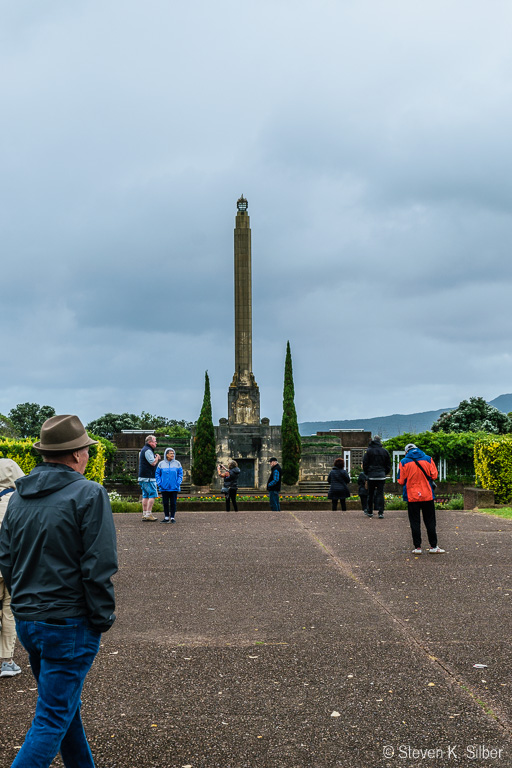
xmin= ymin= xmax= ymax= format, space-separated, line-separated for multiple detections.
xmin=477 ymin=507 xmax=512 ymax=519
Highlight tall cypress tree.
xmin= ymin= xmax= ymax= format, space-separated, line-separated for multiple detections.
xmin=191 ymin=371 xmax=217 ymax=486
xmin=281 ymin=341 xmax=301 ymax=485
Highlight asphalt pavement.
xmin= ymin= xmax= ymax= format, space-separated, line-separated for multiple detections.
xmin=2 ymin=507 xmax=511 ymax=768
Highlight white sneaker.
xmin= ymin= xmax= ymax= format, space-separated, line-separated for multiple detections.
xmin=428 ymin=546 xmax=445 ymax=553
xmin=0 ymin=660 xmax=21 ymax=677
xmin=412 ymin=548 xmax=422 ymax=554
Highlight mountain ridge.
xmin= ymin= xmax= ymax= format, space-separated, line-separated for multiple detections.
xmin=299 ymin=394 xmax=512 ymax=438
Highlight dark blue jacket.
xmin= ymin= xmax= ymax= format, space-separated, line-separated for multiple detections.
xmin=0 ymin=463 xmax=117 ymax=633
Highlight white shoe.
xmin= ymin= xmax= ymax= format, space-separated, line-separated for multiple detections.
xmin=0 ymin=661 xmax=21 ymax=677
xmin=412 ymin=548 xmax=422 ymax=554
xmin=428 ymin=546 xmax=445 ymax=553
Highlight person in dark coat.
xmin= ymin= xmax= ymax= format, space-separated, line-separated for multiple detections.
xmin=357 ymin=470 xmax=369 ymax=513
xmin=362 ymin=435 xmax=391 ymax=518
xmin=218 ymin=461 xmax=241 ymax=512
xmin=327 ymin=457 xmax=351 ymax=511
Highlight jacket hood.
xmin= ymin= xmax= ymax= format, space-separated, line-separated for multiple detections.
xmin=405 ymin=448 xmax=429 ymax=461
xmin=231 ymin=466 xmax=241 ymax=476
xmin=0 ymin=458 xmax=25 ymax=491
xmin=15 ymin=463 xmax=84 ymax=499
xmin=160 ymin=448 xmax=181 ymax=467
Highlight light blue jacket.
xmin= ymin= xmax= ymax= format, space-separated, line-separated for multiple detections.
xmin=155 ymin=448 xmax=183 ymax=492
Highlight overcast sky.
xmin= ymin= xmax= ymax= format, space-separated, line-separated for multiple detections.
xmin=2 ymin=0 xmax=512 ymax=427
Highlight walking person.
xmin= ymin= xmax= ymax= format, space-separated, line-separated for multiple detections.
xmin=138 ymin=435 xmax=161 ymax=521
xmin=327 ymin=457 xmax=351 ymax=511
xmin=218 ymin=461 xmax=241 ymax=512
xmin=0 ymin=458 xmax=24 ymax=679
xmin=362 ymin=435 xmax=391 ymax=518
xmin=267 ymin=458 xmax=282 ymax=511
xmin=357 ymin=469 xmax=369 ymax=514
xmin=397 ymin=443 xmax=445 ymax=554
xmin=0 ymin=414 xmax=117 ymax=767
xmin=156 ymin=448 xmax=183 ymax=523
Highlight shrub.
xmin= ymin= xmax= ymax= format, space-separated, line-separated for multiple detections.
xmin=0 ymin=436 xmax=107 ymax=485
xmin=474 ymin=434 xmax=512 ymax=503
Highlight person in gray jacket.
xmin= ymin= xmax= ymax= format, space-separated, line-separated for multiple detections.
xmin=0 ymin=414 xmax=117 ymax=768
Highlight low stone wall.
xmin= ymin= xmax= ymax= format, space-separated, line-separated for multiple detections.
xmin=463 ymin=487 xmax=495 ymax=508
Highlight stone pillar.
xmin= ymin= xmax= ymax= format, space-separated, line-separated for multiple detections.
xmin=229 ymin=195 xmax=260 ymax=425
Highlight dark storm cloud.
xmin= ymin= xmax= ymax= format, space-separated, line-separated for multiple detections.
xmin=2 ymin=0 xmax=512 ymax=424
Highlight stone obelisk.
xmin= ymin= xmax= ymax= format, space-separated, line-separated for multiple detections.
xmin=228 ymin=195 xmax=260 ymax=425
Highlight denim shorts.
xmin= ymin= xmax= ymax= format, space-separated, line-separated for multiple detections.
xmin=139 ymin=479 xmax=158 ymax=499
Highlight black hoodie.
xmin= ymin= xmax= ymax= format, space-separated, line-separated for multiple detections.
xmin=0 ymin=462 xmax=117 ymax=633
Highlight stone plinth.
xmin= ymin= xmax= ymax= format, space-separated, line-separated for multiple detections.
xmin=463 ymin=487 xmax=495 ymax=509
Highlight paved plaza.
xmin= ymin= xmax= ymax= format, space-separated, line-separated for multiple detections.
xmin=2 ymin=507 xmax=512 ymax=767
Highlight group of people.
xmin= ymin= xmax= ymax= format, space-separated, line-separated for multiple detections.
xmin=327 ymin=435 xmax=444 ymax=553
xmin=0 ymin=414 xmax=448 ymax=767
xmin=138 ymin=435 xmax=183 ymax=523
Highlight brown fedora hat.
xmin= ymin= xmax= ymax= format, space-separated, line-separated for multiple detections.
xmin=33 ymin=415 xmax=98 ymax=453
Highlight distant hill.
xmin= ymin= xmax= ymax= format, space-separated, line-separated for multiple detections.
xmin=299 ymin=394 xmax=512 ymax=439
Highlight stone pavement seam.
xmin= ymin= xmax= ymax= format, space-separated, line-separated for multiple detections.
xmin=287 ymin=510 xmax=512 ymax=737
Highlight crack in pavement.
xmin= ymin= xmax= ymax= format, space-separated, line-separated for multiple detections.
xmin=288 ymin=510 xmax=512 ymax=736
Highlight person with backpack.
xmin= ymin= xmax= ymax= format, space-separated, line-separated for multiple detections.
xmin=397 ymin=443 xmax=445 ymax=554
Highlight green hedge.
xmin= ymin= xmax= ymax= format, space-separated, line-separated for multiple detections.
xmin=384 ymin=431 xmax=482 ymax=479
xmin=474 ymin=434 xmax=512 ymax=503
xmin=0 ymin=437 xmax=108 ymax=485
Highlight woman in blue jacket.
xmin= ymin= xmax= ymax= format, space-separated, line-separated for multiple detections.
xmin=155 ymin=448 xmax=183 ymax=523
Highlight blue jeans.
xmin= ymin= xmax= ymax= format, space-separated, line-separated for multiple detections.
xmin=13 ymin=618 xmax=101 ymax=768
xmin=269 ymin=490 xmax=281 ymax=511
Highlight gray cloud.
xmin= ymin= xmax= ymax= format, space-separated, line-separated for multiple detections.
xmin=1 ymin=0 xmax=512 ymax=426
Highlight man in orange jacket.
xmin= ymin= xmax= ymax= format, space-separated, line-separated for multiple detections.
xmin=397 ymin=443 xmax=445 ymax=554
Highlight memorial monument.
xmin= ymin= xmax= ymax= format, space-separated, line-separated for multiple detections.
xmin=215 ymin=196 xmax=282 ymax=489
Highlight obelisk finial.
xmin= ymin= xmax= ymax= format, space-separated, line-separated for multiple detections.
xmin=237 ymin=195 xmax=248 ymax=213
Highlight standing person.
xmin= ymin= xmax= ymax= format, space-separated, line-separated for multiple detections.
xmin=217 ymin=461 xmax=241 ymax=512
xmin=138 ymin=434 xmax=161 ymax=522
xmin=357 ymin=469 xmax=369 ymax=514
xmin=156 ymin=447 xmax=183 ymax=523
xmin=0 ymin=414 xmax=117 ymax=768
xmin=397 ymin=443 xmax=445 ymax=554
xmin=0 ymin=458 xmax=24 ymax=678
xmin=267 ymin=457 xmax=282 ymax=511
xmin=327 ymin=457 xmax=351 ymax=511
xmin=362 ymin=435 xmax=391 ymax=518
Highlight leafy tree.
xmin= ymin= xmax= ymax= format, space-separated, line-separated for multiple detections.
xmin=191 ymin=372 xmax=217 ymax=486
xmin=281 ymin=341 xmax=301 ymax=485
xmin=8 ymin=402 xmax=56 ymax=438
xmin=86 ymin=412 xmax=193 ymax=440
xmin=0 ymin=413 xmax=19 ymax=438
xmin=432 ymin=396 xmax=512 ymax=434
xmin=86 ymin=413 xmax=140 ymax=440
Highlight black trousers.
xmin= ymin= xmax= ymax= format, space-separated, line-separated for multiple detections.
xmin=225 ymin=488 xmax=238 ymax=512
xmin=359 ymin=493 xmax=368 ymax=511
xmin=407 ymin=500 xmax=437 ymax=548
xmin=161 ymin=491 xmax=178 ymax=519
xmin=331 ymin=498 xmax=347 ymax=511
xmin=367 ymin=480 xmax=385 ymax=513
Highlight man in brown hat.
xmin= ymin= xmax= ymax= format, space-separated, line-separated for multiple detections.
xmin=0 ymin=414 xmax=118 ymax=768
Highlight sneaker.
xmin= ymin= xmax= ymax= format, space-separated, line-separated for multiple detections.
xmin=412 ymin=548 xmax=422 ymax=554
xmin=428 ymin=546 xmax=445 ymax=553
xmin=364 ymin=511 xmax=373 ymax=518
xmin=378 ymin=513 xmax=384 ymax=519
xmin=170 ymin=518 xmax=176 ymax=523
xmin=161 ymin=518 xmax=170 ymax=523
xmin=142 ymin=515 xmax=157 ymax=522
xmin=0 ymin=661 xmax=21 ymax=677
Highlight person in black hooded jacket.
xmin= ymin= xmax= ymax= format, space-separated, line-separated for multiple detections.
xmin=362 ymin=435 xmax=391 ymax=518
xmin=327 ymin=458 xmax=351 ymax=511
